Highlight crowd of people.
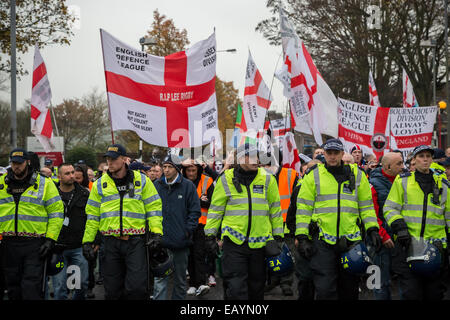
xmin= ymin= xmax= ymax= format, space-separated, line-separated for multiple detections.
xmin=1 ymin=139 xmax=450 ymax=300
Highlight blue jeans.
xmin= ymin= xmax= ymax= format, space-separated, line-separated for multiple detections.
xmin=51 ymin=247 xmax=89 ymax=300
xmin=153 ymin=247 xmax=189 ymax=300
xmin=373 ymin=246 xmax=392 ymax=300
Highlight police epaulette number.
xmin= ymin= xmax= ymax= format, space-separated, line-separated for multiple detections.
xmin=399 ymin=172 xmax=411 ymax=178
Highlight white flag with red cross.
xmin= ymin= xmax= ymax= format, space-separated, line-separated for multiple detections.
xmin=101 ymin=29 xmax=219 ymax=148
xmin=281 ymin=131 xmax=301 ymax=173
xmin=277 ymin=34 xmax=338 ymax=146
xmin=259 ymin=118 xmax=290 ymax=147
xmin=30 ymin=45 xmax=55 ymax=153
xmin=369 ymin=70 xmax=381 ymax=107
xmin=240 ymin=50 xmax=273 ymax=139
xmin=402 ymin=69 xmax=419 ymax=108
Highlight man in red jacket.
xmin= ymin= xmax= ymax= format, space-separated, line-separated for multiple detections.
xmin=369 ymin=152 xmax=404 ymax=300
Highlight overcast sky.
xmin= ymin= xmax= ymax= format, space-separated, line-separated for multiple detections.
xmin=1 ymin=0 xmax=288 ymax=115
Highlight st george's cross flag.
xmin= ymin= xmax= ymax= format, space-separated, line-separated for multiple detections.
xmin=259 ymin=117 xmax=290 ymax=147
xmin=276 ymin=8 xmax=338 ymax=146
xmin=30 ymin=45 xmax=55 ymax=153
xmin=101 ymin=29 xmax=219 ymax=148
xmin=369 ymin=70 xmax=381 ymax=107
xmin=403 ymin=69 xmax=419 ymax=108
xmin=281 ymin=132 xmax=301 ymax=173
xmin=240 ymin=50 xmax=273 ymax=140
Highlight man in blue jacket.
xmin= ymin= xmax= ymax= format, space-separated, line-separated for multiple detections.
xmin=152 ymin=154 xmax=201 ymax=300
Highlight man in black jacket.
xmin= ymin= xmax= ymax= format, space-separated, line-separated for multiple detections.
xmin=51 ymin=163 xmax=90 ymax=300
xmin=153 ymin=155 xmax=201 ymax=300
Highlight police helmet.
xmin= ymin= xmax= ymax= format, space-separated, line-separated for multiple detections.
xmin=406 ymin=239 xmax=442 ymax=277
xmin=149 ymin=248 xmax=174 ymax=278
xmin=341 ymin=241 xmax=372 ymax=275
xmin=266 ymin=243 xmax=294 ymax=276
xmin=47 ymin=252 xmax=65 ymax=276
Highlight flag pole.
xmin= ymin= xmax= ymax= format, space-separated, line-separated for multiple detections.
xmin=49 ymin=101 xmax=60 ymax=137
xmin=99 ymin=29 xmax=115 ymax=144
xmin=266 ymin=50 xmax=284 ymax=125
xmin=262 ymin=49 xmax=284 ymax=153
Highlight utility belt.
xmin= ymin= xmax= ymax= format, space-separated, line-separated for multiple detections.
xmin=2 ymin=236 xmax=44 ymax=243
xmin=108 ymin=234 xmax=146 ymax=241
xmin=308 ymin=221 xmax=358 ymax=253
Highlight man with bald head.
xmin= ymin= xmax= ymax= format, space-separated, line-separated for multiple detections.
xmin=40 ymin=167 xmax=53 ymax=178
xmin=369 ymin=152 xmax=405 ymax=300
xmin=342 ymin=152 xmax=355 ymax=165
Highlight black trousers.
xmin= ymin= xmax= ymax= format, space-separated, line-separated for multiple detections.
xmin=103 ymin=235 xmax=148 ymax=300
xmin=188 ymin=224 xmax=207 ymax=288
xmin=0 ymin=240 xmax=5 ymax=300
xmin=88 ymin=251 xmax=97 ymax=290
xmin=222 ymin=237 xmax=266 ymax=300
xmin=295 ymin=240 xmax=315 ymax=300
xmin=309 ymin=238 xmax=360 ymax=300
xmin=2 ymin=237 xmax=45 ymax=300
xmin=391 ymin=243 xmax=446 ymax=300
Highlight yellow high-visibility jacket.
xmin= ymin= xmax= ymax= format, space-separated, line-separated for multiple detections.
xmin=296 ymin=163 xmax=379 ymax=245
xmin=205 ymin=168 xmax=283 ymax=249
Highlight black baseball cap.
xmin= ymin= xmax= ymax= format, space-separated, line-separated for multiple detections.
xmin=433 ymin=148 xmax=446 ymax=159
xmin=441 ymin=157 xmax=450 ymax=167
xmin=10 ymin=148 xmax=28 ymax=163
xmin=104 ymin=144 xmax=127 ymax=159
xmin=322 ymin=139 xmax=344 ymax=151
xmin=44 ymin=158 xmax=53 ymax=166
xmin=129 ymin=161 xmax=151 ymax=171
xmin=411 ymin=145 xmax=434 ymax=158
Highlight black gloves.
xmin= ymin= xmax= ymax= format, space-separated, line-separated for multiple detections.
xmin=82 ymin=243 xmax=96 ymax=261
xmin=366 ymin=227 xmax=382 ymax=252
xmin=146 ymin=233 xmax=163 ymax=253
xmin=391 ymin=219 xmax=411 ymax=250
xmin=296 ymin=235 xmax=315 ymax=259
xmin=205 ymin=236 xmax=219 ymax=257
xmin=39 ymin=238 xmax=55 ymax=259
xmin=274 ymin=235 xmax=283 ymax=243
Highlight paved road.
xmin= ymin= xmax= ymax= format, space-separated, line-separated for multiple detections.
xmin=86 ymin=271 xmax=399 ymax=300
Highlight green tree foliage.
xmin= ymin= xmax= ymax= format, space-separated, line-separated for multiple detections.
xmin=144 ymin=9 xmax=190 ymax=56
xmin=52 ymin=88 xmax=109 ymax=152
xmin=0 ymin=0 xmax=75 ymax=76
xmin=0 ymin=99 xmax=31 ymax=158
xmin=256 ymin=0 xmax=447 ymax=107
xmin=66 ymin=145 xmax=97 ymax=169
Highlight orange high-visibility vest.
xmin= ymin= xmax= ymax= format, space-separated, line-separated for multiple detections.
xmin=277 ymin=168 xmax=297 ymax=222
xmin=197 ymin=174 xmax=214 ymax=225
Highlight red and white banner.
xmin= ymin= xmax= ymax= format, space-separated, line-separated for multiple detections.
xmin=276 ymin=12 xmax=338 ymax=145
xmin=240 ymin=50 xmax=272 ymax=139
xmin=389 ymin=106 xmax=437 ymax=158
xmin=281 ymin=132 xmax=301 ymax=173
xmin=338 ymin=98 xmax=390 ymax=160
xmin=30 ymin=45 xmax=55 ymax=153
xmin=101 ymin=29 xmax=219 ymax=148
xmin=338 ymin=98 xmax=437 ymax=160
xmin=369 ymin=70 xmax=381 ymax=107
xmin=260 ymin=117 xmax=290 ymax=146
xmin=403 ymin=69 xmax=419 ymax=108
